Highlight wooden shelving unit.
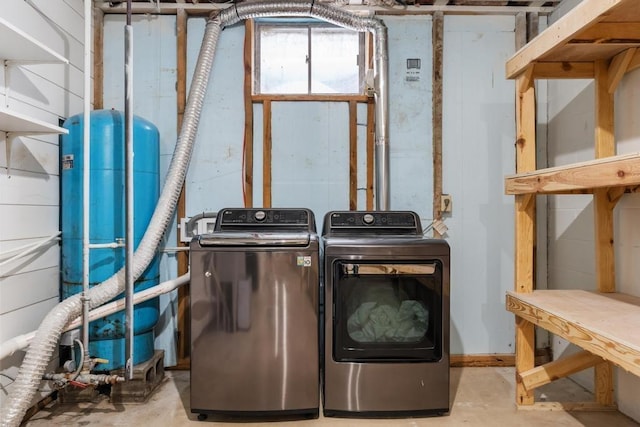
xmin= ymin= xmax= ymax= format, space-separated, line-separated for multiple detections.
xmin=0 ymin=16 xmax=69 ymax=136
xmin=504 ymin=0 xmax=640 ymax=410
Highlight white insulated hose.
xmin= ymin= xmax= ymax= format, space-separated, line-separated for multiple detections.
xmin=0 ymin=3 xmax=387 ymax=425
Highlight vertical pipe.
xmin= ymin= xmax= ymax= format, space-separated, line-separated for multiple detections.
xmin=124 ymin=0 xmax=134 ymax=381
xmin=373 ymin=27 xmax=389 ymax=210
xmin=81 ymin=0 xmax=92 ymax=372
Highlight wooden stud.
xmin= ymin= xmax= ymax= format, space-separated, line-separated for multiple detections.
xmin=515 ymin=194 xmax=535 ymax=294
xmin=519 ymin=350 xmax=603 ymax=391
xmin=513 ymin=22 xmax=537 ymax=403
xmin=595 ymin=361 xmax=615 ymax=406
xmin=349 ymin=101 xmax=358 ymax=210
xmin=594 ymin=189 xmax=616 ymax=293
xmin=366 ymin=33 xmax=375 ymax=211
xmin=629 ymin=49 xmax=640 ymax=73
xmin=515 ymin=12 xmax=527 ymax=51
xmin=175 ymin=8 xmax=190 ymax=368
xmin=516 ymin=316 xmax=536 ymax=405
xmin=517 ymin=402 xmax=617 ymax=412
xmin=450 ymin=354 xmax=515 ymax=367
xmin=526 ymin=12 xmax=539 ymax=43
xmin=608 ymin=48 xmax=636 ymax=94
xmin=594 ymin=60 xmax=615 ymax=159
xmin=93 ymin=7 xmax=104 ymax=110
xmin=432 ymin=11 xmax=444 ymax=235
xmin=366 ymin=98 xmax=375 ymax=210
xmin=263 ymin=100 xmax=272 ymax=208
xmin=243 ymin=20 xmax=254 ymax=207
xmin=594 ymin=59 xmax=616 ymax=404
xmin=252 ymin=94 xmax=368 ymax=103
xmin=516 ymin=76 xmax=536 ymax=173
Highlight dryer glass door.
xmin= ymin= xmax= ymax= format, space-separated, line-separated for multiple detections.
xmin=332 ymin=260 xmax=443 ymax=362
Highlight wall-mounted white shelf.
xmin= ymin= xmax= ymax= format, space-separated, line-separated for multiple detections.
xmin=0 ymin=107 xmax=67 ymax=135
xmin=0 ymin=16 xmax=68 ymax=64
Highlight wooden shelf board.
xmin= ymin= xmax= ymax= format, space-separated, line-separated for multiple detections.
xmin=0 ymin=108 xmax=68 ymax=134
xmin=506 ymin=0 xmax=640 ymax=79
xmin=0 ymin=16 xmax=68 ymax=64
xmin=504 ymin=152 xmax=640 ymax=195
xmin=506 ymin=290 xmax=640 ymax=377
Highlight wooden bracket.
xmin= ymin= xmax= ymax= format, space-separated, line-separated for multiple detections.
xmin=607 ymin=186 xmax=626 ymax=207
xmin=519 ymin=350 xmax=603 ymax=391
xmin=518 ymin=65 xmax=535 ymax=94
xmin=608 ymin=48 xmax=636 ymax=94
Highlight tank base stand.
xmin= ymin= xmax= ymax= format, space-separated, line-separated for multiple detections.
xmin=110 ymin=350 xmax=164 ymax=403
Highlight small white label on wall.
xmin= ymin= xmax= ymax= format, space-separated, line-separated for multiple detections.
xmin=62 ymin=154 xmax=74 ymax=170
xmin=406 ymin=58 xmax=421 ymax=82
xmin=297 ymin=256 xmax=312 ymax=267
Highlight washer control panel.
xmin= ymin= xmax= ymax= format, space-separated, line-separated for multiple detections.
xmin=216 ymin=208 xmax=314 ymax=231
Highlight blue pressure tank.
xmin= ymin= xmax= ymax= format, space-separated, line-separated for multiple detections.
xmin=61 ymin=109 xmax=160 ymax=371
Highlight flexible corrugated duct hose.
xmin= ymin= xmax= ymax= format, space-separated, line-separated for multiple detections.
xmin=0 ymin=2 xmax=388 ymax=425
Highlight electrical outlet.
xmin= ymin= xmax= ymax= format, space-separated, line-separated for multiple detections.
xmin=179 ymin=217 xmax=193 ymax=243
xmin=441 ymin=194 xmax=452 ymax=213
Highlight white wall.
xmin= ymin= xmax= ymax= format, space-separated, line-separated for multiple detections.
xmin=0 ymin=0 xmax=85 ymax=409
xmin=443 ymin=15 xmax=516 ymax=355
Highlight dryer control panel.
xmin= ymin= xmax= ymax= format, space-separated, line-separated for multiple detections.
xmin=324 ymin=211 xmax=421 ymax=235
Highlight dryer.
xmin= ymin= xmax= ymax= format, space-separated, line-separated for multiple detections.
xmin=322 ymin=210 xmax=450 ymax=417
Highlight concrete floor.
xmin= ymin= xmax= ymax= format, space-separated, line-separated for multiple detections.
xmin=25 ymin=367 xmax=639 ymax=426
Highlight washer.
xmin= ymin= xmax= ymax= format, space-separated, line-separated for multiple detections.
xmin=322 ymin=210 xmax=450 ymax=417
xmin=190 ymin=208 xmax=319 ymax=420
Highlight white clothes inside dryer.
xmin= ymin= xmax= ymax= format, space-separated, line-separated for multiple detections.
xmin=346 ymin=282 xmax=429 ymax=343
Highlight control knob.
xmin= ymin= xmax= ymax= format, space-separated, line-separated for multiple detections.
xmin=254 ymin=210 xmax=267 ymax=222
xmin=363 ymin=213 xmax=375 ymax=225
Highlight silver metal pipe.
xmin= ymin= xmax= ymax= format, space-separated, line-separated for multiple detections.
xmin=81 ymin=0 xmax=92 ymax=373
xmin=124 ymin=0 xmax=134 ymax=381
xmin=373 ymin=22 xmax=389 ymax=210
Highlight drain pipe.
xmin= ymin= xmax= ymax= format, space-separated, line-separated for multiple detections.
xmin=124 ymin=0 xmax=135 ymax=381
xmin=0 ymin=2 xmax=388 ymax=425
xmin=80 ymin=0 xmax=92 ymax=373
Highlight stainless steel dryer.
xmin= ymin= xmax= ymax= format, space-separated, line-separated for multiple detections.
xmin=190 ymin=208 xmax=319 ymax=420
xmin=322 ymin=211 xmax=450 ymax=417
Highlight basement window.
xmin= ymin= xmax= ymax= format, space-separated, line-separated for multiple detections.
xmin=254 ymin=19 xmax=365 ymax=95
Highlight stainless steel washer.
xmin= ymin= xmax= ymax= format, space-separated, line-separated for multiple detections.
xmin=322 ymin=211 xmax=450 ymax=417
xmin=190 ymin=208 xmax=319 ymax=420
